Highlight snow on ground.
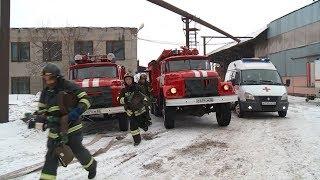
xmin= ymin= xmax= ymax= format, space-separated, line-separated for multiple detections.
xmin=1 ymin=95 xmax=320 ymax=179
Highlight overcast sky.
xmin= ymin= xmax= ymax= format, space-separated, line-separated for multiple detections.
xmin=11 ymin=0 xmax=313 ymax=66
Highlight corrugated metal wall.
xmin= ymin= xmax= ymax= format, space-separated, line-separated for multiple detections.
xmin=269 ymin=42 xmax=320 ymax=76
xmin=268 ymin=1 xmax=320 ymax=38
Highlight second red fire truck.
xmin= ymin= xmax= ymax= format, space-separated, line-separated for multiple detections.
xmin=148 ymin=47 xmax=237 ymax=129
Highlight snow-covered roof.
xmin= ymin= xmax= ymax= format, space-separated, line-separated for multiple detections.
xmin=208 ymin=26 xmax=268 ymax=56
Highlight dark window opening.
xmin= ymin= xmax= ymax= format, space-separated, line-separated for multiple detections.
xmin=74 ymin=41 xmax=93 ymax=55
xmin=11 ymin=77 xmax=30 ymax=94
xmin=11 ymin=42 xmax=30 ymax=62
xmin=106 ymin=41 xmax=125 ymax=60
xmin=43 ymin=41 xmax=62 ymax=61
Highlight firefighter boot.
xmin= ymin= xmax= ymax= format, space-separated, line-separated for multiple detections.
xmin=133 ymin=134 xmax=141 ymax=146
xmin=88 ymin=159 xmax=97 ymax=179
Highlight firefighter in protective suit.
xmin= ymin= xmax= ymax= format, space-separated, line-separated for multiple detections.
xmin=37 ymin=63 xmax=97 ymax=180
xmin=138 ymin=73 xmax=152 ymax=126
xmin=119 ymin=73 xmax=149 ymax=146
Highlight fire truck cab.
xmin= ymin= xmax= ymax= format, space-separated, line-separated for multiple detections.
xmin=68 ymin=54 xmax=128 ymax=131
xmin=148 ymin=47 xmax=237 ymax=129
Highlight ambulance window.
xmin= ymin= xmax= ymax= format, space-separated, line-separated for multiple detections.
xmin=235 ymin=71 xmax=240 ymax=84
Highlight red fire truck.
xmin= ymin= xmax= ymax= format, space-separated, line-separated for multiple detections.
xmin=68 ymin=54 xmax=128 ymax=131
xmin=148 ymin=47 xmax=237 ymax=129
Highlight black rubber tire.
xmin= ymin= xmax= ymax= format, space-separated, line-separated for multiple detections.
xmin=278 ymin=110 xmax=287 ymax=117
xmin=235 ymin=102 xmax=244 ymax=118
xmin=163 ymin=101 xmax=175 ymax=129
xmin=216 ymin=103 xmax=231 ymax=127
xmin=118 ymin=113 xmax=129 ymax=131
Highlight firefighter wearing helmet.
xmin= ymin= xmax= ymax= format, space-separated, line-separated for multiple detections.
xmin=119 ymin=72 xmax=149 ymax=146
xmin=138 ymin=73 xmax=152 ymax=126
xmin=35 ymin=63 xmax=97 ymax=179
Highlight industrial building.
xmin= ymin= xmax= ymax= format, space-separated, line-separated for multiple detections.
xmin=210 ymin=1 xmax=320 ymax=96
xmin=9 ymin=27 xmax=138 ymax=94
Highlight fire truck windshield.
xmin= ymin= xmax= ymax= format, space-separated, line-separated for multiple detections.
xmin=72 ymin=66 xmax=117 ymax=79
xmin=167 ymin=59 xmax=211 ymax=72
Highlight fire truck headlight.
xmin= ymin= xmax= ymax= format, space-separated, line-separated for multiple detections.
xmin=170 ymin=87 xmax=177 ymax=94
xmin=223 ymin=84 xmax=229 ymax=91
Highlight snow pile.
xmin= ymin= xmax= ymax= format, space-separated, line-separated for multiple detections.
xmin=8 ymin=94 xmax=38 ymax=122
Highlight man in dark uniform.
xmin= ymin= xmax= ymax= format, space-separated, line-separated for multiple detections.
xmin=137 ymin=73 xmax=152 ymax=126
xmin=119 ymin=73 xmax=149 ymax=146
xmin=37 ymin=63 xmax=97 ymax=180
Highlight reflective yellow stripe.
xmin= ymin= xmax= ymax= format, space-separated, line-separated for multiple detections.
xmin=131 ymin=129 xmax=140 ymax=136
xmin=40 ymin=173 xmax=56 ymax=180
xmin=134 ymin=107 xmax=146 ymax=116
xmin=48 ymin=106 xmax=60 ymax=112
xmin=68 ymin=124 xmax=83 ymax=133
xmin=83 ymin=157 xmax=94 ymax=169
xmin=38 ymin=109 xmax=48 ymax=113
xmin=38 ymin=102 xmax=47 ymax=108
xmin=119 ymin=97 xmax=125 ymax=104
xmin=126 ymin=110 xmax=133 ymax=116
xmin=77 ymin=92 xmax=87 ymax=99
xmin=79 ymin=99 xmax=91 ymax=109
xmin=48 ymin=124 xmax=83 ymax=139
xmin=48 ymin=132 xmax=59 ymax=139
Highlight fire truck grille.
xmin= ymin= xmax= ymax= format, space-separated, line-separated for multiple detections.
xmin=83 ymin=87 xmax=113 ymax=108
xmin=185 ymin=78 xmax=219 ymax=97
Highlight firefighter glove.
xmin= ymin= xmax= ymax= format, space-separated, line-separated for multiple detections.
xmin=68 ymin=107 xmax=83 ymax=122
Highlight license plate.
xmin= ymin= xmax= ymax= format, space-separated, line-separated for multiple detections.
xmin=261 ymin=102 xmax=276 ymax=105
xmin=83 ymin=109 xmax=101 ymax=115
xmin=196 ymin=97 xmax=214 ymax=104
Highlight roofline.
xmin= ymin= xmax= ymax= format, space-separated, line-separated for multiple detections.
xmin=10 ymin=26 xmax=137 ymax=30
xmin=269 ymin=1 xmax=319 ymax=24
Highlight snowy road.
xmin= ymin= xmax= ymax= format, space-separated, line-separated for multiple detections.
xmin=1 ymin=96 xmax=320 ymax=179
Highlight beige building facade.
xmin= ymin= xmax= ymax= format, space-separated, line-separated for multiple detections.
xmin=10 ymin=27 xmax=138 ymax=94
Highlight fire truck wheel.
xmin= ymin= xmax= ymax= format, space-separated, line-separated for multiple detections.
xmin=216 ymin=103 xmax=231 ymax=127
xmin=163 ymin=105 xmax=175 ymax=129
xmin=118 ymin=114 xmax=129 ymax=131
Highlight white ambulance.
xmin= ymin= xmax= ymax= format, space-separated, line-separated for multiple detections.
xmin=225 ymin=58 xmax=290 ymax=118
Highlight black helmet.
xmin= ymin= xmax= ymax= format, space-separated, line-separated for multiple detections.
xmin=42 ymin=63 xmax=62 ymax=77
xmin=124 ymin=72 xmax=134 ymax=79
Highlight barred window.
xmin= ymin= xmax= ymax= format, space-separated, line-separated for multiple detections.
xmin=11 ymin=42 xmax=30 ymax=62
xmin=11 ymin=77 xmax=30 ymax=94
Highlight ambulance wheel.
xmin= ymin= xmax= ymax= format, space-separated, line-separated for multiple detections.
xmin=163 ymin=104 xmax=174 ymax=129
xmin=118 ymin=114 xmax=129 ymax=131
xmin=216 ymin=103 xmax=231 ymax=126
xmin=235 ymin=102 xmax=244 ymax=118
xmin=278 ymin=110 xmax=287 ymax=117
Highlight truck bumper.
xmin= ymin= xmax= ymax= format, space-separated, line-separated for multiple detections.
xmin=165 ymin=95 xmax=237 ymax=107
xmin=240 ymin=100 xmax=289 ymax=112
xmin=82 ymin=106 xmax=125 ymax=116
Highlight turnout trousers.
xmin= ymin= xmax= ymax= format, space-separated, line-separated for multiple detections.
xmin=40 ymin=132 xmax=95 ymax=180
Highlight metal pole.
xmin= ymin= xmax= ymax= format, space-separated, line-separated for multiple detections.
xmin=203 ymin=37 xmax=206 ymax=55
xmin=0 ymin=0 xmax=10 ymax=123
xmin=146 ymin=0 xmax=241 ymax=43
xmin=185 ymin=18 xmax=190 ymax=48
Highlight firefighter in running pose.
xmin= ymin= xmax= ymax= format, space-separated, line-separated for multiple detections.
xmin=119 ymin=73 xmax=149 ymax=146
xmin=36 ymin=63 xmax=97 ymax=180
xmin=138 ymin=73 xmax=152 ymax=126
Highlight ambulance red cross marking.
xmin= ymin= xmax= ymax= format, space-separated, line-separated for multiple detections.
xmin=263 ymin=87 xmax=271 ymax=92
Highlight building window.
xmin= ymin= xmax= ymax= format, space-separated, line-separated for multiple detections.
xmin=43 ymin=41 xmax=62 ymax=61
xmin=106 ymin=41 xmax=125 ymax=60
xmin=74 ymin=41 xmax=93 ymax=55
xmin=11 ymin=42 xmax=30 ymax=62
xmin=11 ymin=77 xmax=30 ymax=94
